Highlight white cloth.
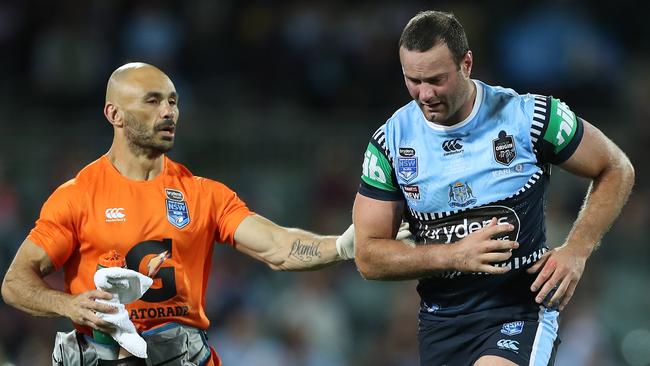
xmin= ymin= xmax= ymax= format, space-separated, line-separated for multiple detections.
xmin=94 ymin=267 xmax=153 ymax=358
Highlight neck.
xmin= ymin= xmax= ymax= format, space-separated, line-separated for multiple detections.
xmin=106 ymin=140 xmax=164 ymax=181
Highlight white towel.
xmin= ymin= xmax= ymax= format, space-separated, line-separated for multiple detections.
xmin=94 ymin=267 xmax=154 ymax=358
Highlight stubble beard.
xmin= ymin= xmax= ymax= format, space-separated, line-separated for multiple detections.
xmin=123 ymin=113 xmax=173 ymax=158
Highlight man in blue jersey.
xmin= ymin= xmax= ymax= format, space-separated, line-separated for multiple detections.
xmin=352 ymin=10 xmax=635 ymax=366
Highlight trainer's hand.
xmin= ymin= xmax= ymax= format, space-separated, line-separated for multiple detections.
xmin=527 ymin=244 xmax=587 ymax=311
xmin=63 ymin=289 xmax=118 ymax=333
xmin=448 ymin=217 xmax=519 ymax=274
xmin=337 ymin=222 xmax=414 ymax=260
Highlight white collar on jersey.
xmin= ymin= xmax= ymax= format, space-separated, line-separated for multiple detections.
xmin=422 ymin=79 xmax=483 ymax=132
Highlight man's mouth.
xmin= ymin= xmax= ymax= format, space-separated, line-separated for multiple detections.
xmin=156 ymin=122 xmax=176 ymax=137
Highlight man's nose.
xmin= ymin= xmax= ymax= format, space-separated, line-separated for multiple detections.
xmin=420 ymin=84 xmax=437 ymax=101
xmin=160 ymin=103 xmax=176 ymax=119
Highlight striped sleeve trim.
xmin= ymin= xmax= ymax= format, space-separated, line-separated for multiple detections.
xmin=371 ymin=126 xmax=393 ymax=165
xmin=530 ymin=95 xmax=550 ymax=151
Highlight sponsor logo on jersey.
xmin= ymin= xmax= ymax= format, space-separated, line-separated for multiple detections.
xmin=402 ymin=185 xmax=420 ymax=200
xmin=442 ymin=138 xmax=463 ymax=156
xmin=448 ymin=181 xmax=477 ymax=208
xmin=130 ymin=305 xmax=190 ymax=320
xmin=363 ymin=149 xmax=387 ymax=184
xmin=497 ymin=339 xmax=519 ymax=352
xmin=146 ymin=250 xmax=171 ymax=277
xmin=166 ymin=199 xmax=190 ymax=229
xmin=105 ymin=207 xmax=126 ymax=222
xmin=493 ymin=130 xmax=517 ymax=166
xmin=501 ymin=321 xmax=524 ymax=336
xmin=165 ymin=188 xmax=184 ymax=201
xmin=397 ymin=157 xmax=418 ymax=183
xmin=399 ymin=147 xmax=416 ymax=157
xmin=421 ymin=205 xmax=520 ymax=244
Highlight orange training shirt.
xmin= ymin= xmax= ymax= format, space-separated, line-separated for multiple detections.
xmin=28 ymin=155 xmax=253 ymax=334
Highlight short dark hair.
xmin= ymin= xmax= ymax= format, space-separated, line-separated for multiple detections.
xmin=399 ymin=11 xmax=469 ymax=67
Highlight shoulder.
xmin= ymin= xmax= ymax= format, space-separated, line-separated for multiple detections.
xmin=49 ymin=157 xmax=106 ymax=200
xmin=164 ymin=157 xmax=195 ymax=178
xmin=385 ymin=100 xmax=421 ymax=130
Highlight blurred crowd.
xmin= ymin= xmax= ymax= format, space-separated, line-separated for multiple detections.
xmin=1 ymin=0 xmax=649 ymax=365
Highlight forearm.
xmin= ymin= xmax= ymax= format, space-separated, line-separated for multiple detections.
xmin=2 ymin=267 xmax=71 ymax=318
xmin=269 ymin=228 xmax=343 ymax=271
xmin=356 ymin=239 xmax=450 ymax=280
xmin=565 ymin=159 xmax=635 ymax=256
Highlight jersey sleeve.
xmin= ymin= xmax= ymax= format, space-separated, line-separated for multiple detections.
xmin=27 ymin=180 xmax=80 ymax=270
xmin=207 ymin=180 xmax=254 ymax=245
xmin=529 ymin=95 xmax=584 ymax=165
xmin=358 ymin=126 xmax=403 ymax=201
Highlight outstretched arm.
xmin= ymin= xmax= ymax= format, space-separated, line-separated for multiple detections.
xmin=2 ymin=239 xmax=117 ymax=332
xmin=353 ymin=193 xmax=519 ymax=280
xmin=528 ymin=119 xmax=635 ymax=310
xmin=233 ymin=214 xmax=347 ymax=271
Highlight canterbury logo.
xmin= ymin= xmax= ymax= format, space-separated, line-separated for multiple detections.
xmin=105 ymin=208 xmax=126 ymax=221
xmin=496 ymin=339 xmax=519 ymax=351
xmin=442 ymin=138 xmax=463 ymax=152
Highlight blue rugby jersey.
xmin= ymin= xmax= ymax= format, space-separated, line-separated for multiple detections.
xmin=358 ymin=80 xmax=583 ymax=319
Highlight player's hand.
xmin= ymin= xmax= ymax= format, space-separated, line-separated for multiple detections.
xmin=527 ymin=244 xmax=587 ymax=311
xmin=448 ymin=217 xmax=519 ymax=274
xmin=63 ymin=289 xmax=118 ymax=333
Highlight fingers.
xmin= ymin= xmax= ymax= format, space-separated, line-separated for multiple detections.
xmin=530 ymin=256 xmax=556 ymax=293
xmin=479 ymin=264 xmax=511 ymax=275
xmin=559 ymin=281 xmax=578 ymax=311
xmin=473 ymin=217 xmax=515 ymax=239
xmin=90 ymin=300 xmax=119 ymax=314
xmin=485 ymin=240 xmax=519 ymax=253
xmin=548 ymin=276 xmax=571 ymax=308
xmin=86 ymin=289 xmax=114 ymax=301
xmin=526 ymin=251 xmax=551 ymax=274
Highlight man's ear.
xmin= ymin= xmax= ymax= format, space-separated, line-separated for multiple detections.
xmin=104 ymin=102 xmax=123 ymax=127
xmin=461 ymin=50 xmax=473 ymax=78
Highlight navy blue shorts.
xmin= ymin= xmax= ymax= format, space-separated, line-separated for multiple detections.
xmin=418 ymin=307 xmax=560 ymax=366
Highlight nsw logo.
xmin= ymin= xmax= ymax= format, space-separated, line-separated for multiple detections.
xmin=493 ymin=130 xmax=517 ymax=166
xmin=105 ymin=208 xmax=126 ymax=222
xmin=397 ymin=157 xmax=418 ymax=183
xmin=501 ymin=321 xmax=524 ymax=336
xmin=166 ymin=199 xmax=190 ymax=229
xmin=497 ymin=339 xmax=519 ymax=352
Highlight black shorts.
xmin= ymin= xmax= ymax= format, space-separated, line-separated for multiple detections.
xmin=418 ymin=306 xmax=560 ymax=366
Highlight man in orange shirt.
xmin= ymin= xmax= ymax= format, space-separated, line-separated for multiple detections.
xmin=0 ymin=62 xmax=366 ymax=365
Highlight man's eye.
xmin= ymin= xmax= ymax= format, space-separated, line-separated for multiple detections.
xmin=147 ymin=99 xmax=159 ymax=104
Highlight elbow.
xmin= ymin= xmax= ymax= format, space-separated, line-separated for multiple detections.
xmin=1 ymin=272 xmax=16 ymax=306
xmin=354 ymin=249 xmax=382 ymax=280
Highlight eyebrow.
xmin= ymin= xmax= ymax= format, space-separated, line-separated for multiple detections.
xmin=144 ymin=91 xmax=178 ymax=99
xmin=405 ymin=73 xmax=446 ymax=82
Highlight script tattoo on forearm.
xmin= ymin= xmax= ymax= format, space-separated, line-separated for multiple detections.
xmin=288 ymin=240 xmax=322 ymax=262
